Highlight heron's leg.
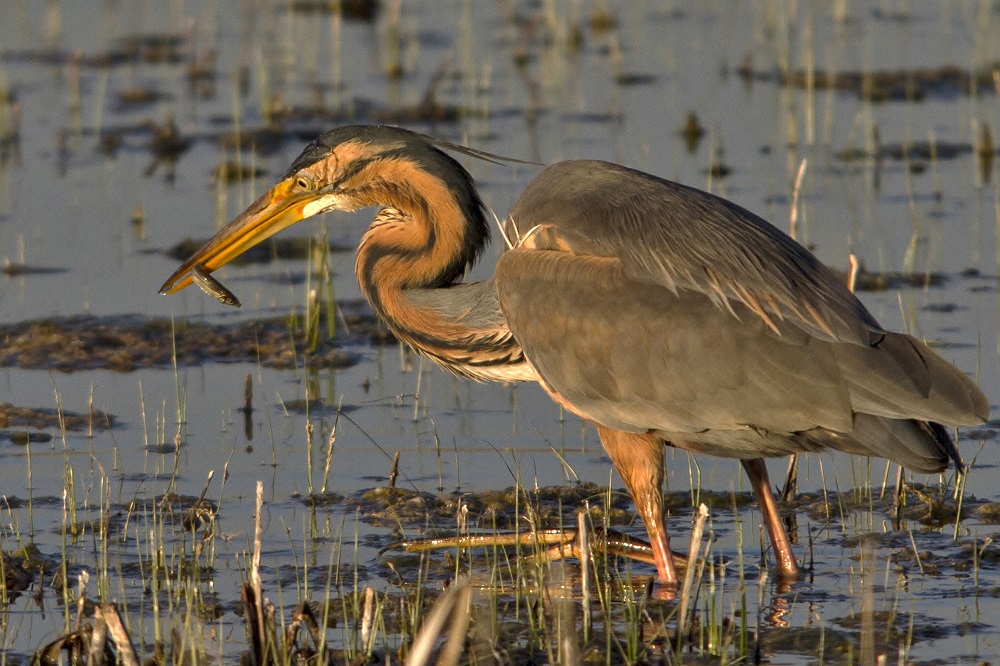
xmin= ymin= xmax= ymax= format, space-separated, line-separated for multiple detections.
xmin=741 ymin=458 xmax=800 ymax=577
xmin=595 ymin=425 xmax=677 ymax=584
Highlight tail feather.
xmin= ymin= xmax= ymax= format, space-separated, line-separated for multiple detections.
xmin=808 ymin=413 xmax=962 ymax=474
xmin=923 ymin=420 xmax=964 ymax=473
xmin=834 ymin=332 xmax=989 ymax=427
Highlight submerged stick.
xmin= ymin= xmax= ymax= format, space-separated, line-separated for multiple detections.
xmin=385 ymin=527 xmax=689 ymax=571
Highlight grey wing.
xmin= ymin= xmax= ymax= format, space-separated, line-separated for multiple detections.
xmin=495 ymin=250 xmax=987 ymax=449
xmin=496 ymin=250 xmax=855 ymax=436
xmin=505 ymin=160 xmax=879 ymax=345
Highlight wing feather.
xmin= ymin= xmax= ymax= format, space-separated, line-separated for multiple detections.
xmin=496 ymin=250 xmax=856 ymax=437
xmin=506 ymin=160 xmax=879 ymax=345
xmin=496 ymin=249 xmax=987 ymax=460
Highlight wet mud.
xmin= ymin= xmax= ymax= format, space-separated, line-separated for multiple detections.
xmin=0 ymin=307 xmax=390 ymax=373
xmin=0 ymin=401 xmax=113 ymax=441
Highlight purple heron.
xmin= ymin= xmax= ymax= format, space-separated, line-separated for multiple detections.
xmin=161 ymin=125 xmax=988 ymax=585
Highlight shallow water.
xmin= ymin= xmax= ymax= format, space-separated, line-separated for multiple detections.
xmin=2 ymin=1 xmax=1000 ymax=663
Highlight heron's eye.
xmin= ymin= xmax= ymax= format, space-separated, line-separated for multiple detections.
xmin=295 ymin=176 xmax=314 ymax=191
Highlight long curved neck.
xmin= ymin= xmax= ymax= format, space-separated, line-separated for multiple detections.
xmin=352 ymin=167 xmax=533 ymax=382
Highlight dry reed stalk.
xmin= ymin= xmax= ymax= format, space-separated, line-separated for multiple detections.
xmin=404 ymin=579 xmax=472 ymax=666
xmin=847 ymin=253 xmax=859 ymax=293
xmin=75 ymin=570 xmax=89 ymax=631
xmin=86 ymin=608 xmax=108 ymax=666
xmin=361 ymin=586 xmax=375 ymax=650
xmin=789 ymin=158 xmax=807 ymax=240
xmin=249 ymin=481 xmax=266 ymax=664
xmin=677 ymin=504 xmax=710 ymax=640
xmin=389 ymin=450 xmax=401 ymax=489
xmin=577 ymin=506 xmax=591 ymax=633
xmin=99 ymin=604 xmax=139 ymax=666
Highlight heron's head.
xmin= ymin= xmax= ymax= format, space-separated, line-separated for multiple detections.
xmin=159 ymin=124 xmax=488 ymax=297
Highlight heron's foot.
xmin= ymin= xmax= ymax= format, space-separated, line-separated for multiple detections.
xmin=771 ymin=556 xmax=806 ymax=596
xmin=647 ymin=578 xmax=679 ymax=601
xmin=774 ymin=554 xmax=802 ymax=580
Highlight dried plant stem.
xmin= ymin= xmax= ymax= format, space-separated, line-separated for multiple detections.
xmin=677 ymin=503 xmax=709 ymax=641
xmin=360 ymin=586 xmax=375 ymax=651
xmin=251 ymin=481 xmax=266 ymax=659
xmin=789 ymin=158 xmax=807 ymax=240
xmin=405 ymin=579 xmax=471 ymax=666
xmin=577 ymin=507 xmax=591 ymax=636
xmin=99 ymin=604 xmax=139 ymax=666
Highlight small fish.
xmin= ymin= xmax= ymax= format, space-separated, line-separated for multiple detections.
xmin=191 ymin=264 xmax=241 ymax=307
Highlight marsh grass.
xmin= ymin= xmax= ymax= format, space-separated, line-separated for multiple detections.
xmin=2 ymin=428 xmax=994 ymax=666
xmin=4 ymin=379 xmax=978 ymax=666
xmin=302 ymin=228 xmax=337 ymax=355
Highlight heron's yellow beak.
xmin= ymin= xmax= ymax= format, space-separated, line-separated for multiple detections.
xmin=159 ymin=179 xmax=311 ymax=296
